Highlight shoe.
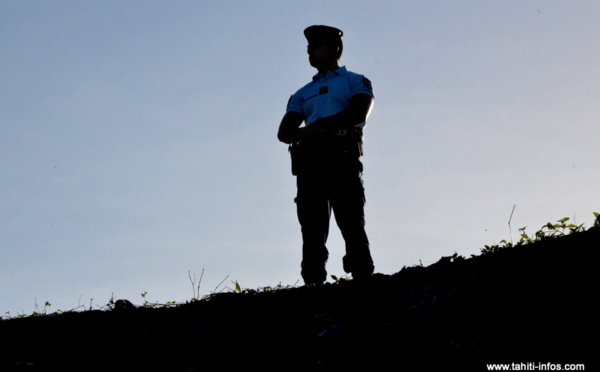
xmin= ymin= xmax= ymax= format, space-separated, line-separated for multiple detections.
xmin=304 ymin=281 xmax=325 ymax=287
xmin=351 ymin=271 xmax=373 ymax=282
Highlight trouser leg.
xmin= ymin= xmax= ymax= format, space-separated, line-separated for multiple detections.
xmin=331 ymin=163 xmax=374 ymax=278
xmin=296 ymin=175 xmax=330 ymax=284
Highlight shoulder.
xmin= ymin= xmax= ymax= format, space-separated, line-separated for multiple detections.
xmin=345 ymin=69 xmax=372 ymax=84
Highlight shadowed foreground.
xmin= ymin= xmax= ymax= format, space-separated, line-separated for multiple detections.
xmin=1 ymin=228 xmax=595 ymax=371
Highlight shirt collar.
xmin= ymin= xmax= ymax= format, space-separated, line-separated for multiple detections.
xmin=312 ymin=66 xmax=348 ymax=81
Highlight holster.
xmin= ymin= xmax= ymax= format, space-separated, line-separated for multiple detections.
xmin=289 ymin=142 xmax=306 ymax=176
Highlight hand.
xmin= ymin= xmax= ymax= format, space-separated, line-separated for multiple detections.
xmin=298 ymin=124 xmax=321 ymax=138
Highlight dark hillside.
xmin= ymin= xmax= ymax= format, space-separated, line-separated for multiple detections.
xmin=1 ymin=228 xmax=596 ymax=371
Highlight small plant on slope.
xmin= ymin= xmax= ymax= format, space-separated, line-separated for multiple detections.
xmin=480 ymin=213 xmax=596 ymax=255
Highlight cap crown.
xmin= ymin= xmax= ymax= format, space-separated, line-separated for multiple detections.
xmin=304 ymin=25 xmax=343 ymax=45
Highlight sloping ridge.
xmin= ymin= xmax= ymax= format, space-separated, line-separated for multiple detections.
xmin=1 ymin=228 xmax=596 ymax=371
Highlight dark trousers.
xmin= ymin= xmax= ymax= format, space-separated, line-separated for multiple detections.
xmin=295 ymin=157 xmax=374 ymax=284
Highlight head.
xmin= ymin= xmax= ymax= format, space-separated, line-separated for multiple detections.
xmin=304 ymin=25 xmax=343 ymax=72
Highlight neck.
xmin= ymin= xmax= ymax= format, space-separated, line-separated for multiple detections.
xmin=317 ymin=60 xmax=340 ymax=75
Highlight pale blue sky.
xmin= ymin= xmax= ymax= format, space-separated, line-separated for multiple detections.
xmin=2 ymin=1 xmax=599 ymax=315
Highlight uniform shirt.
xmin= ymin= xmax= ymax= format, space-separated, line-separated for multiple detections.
xmin=286 ymin=66 xmax=374 ymax=128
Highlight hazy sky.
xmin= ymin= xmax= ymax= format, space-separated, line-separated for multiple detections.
xmin=2 ymin=1 xmax=599 ymax=315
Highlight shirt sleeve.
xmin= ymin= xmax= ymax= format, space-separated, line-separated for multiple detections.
xmin=286 ymin=91 xmax=305 ymax=115
xmin=348 ymin=73 xmax=375 ymax=98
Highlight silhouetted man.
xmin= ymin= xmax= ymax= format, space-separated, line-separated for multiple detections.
xmin=277 ymin=25 xmax=375 ymax=285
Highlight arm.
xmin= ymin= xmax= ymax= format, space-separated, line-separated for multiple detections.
xmin=311 ymin=93 xmax=373 ymax=131
xmin=277 ymin=111 xmax=305 ymax=144
xmin=277 ymin=93 xmax=374 ymax=144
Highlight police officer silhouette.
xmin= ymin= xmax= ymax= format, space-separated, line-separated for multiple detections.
xmin=278 ymin=25 xmax=375 ymax=285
